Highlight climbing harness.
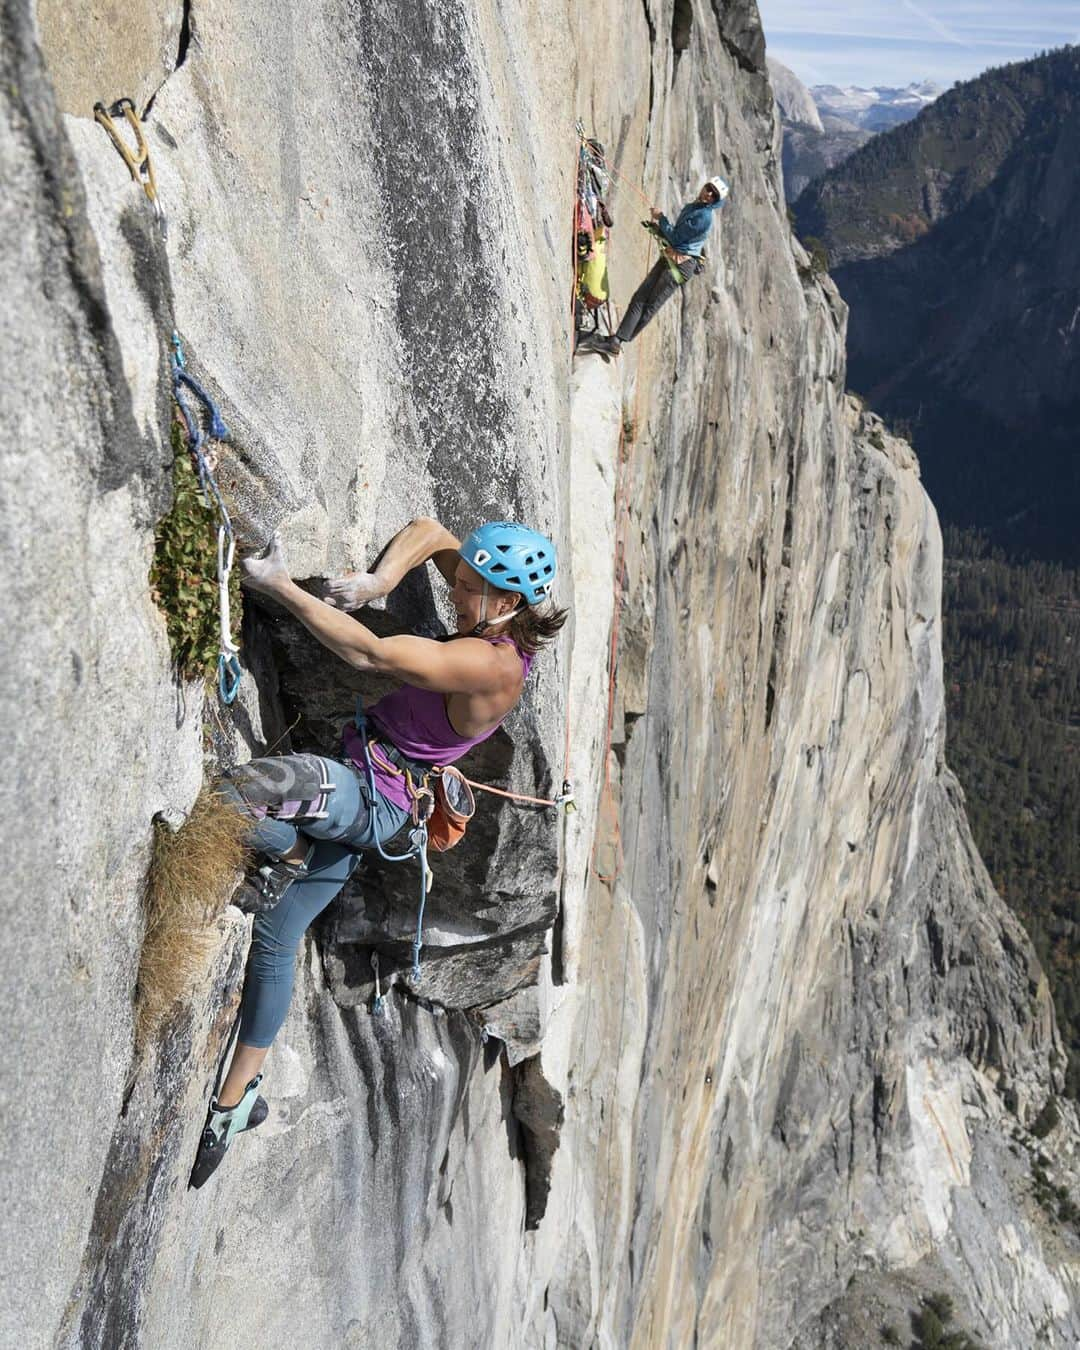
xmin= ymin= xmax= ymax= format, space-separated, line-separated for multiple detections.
xmin=170 ymin=333 xmax=242 ymax=703
xmin=350 ymin=698 xmax=574 ymax=1012
xmin=641 ymin=220 xmax=702 ymax=285
xmin=93 ymin=99 xmax=166 ymax=236
xmin=352 ymin=702 xmax=434 ymax=989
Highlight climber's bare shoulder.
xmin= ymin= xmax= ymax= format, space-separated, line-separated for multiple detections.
xmin=371 ymin=632 xmax=523 ymax=699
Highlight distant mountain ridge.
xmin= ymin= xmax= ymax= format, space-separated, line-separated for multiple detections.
xmin=812 ymin=80 xmax=941 ymax=132
xmin=794 ymin=45 xmax=1080 ymax=563
xmin=768 ymin=58 xmax=940 ymax=200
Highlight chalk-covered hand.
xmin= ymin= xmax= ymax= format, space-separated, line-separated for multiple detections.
xmin=321 ymin=570 xmax=386 ymax=610
xmin=650 ymin=207 xmax=663 ymax=222
xmin=240 ymin=533 xmax=291 ymax=596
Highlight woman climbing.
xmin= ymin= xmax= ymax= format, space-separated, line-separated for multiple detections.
xmin=577 ymin=175 xmax=729 ymax=357
xmin=189 ymin=516 xmax=566 ymax=1188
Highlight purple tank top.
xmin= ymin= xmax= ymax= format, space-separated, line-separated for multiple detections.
xmin=343 ymin=637 xmax=535 ymax=810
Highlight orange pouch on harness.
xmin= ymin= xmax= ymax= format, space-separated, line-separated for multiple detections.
xmin=427 ymin=766 xmax=475 ymax=852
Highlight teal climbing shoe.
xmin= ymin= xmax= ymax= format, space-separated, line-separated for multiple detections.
xmin=188 ymin=1075 xmax=267 ymax=1190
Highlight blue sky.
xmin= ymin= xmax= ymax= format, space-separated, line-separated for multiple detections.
xmin=757 ymin=0 xmax=1080 ymax=88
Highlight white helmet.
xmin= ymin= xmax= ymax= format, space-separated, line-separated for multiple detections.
xmin=705 ymin=176 xmax=730 ymax=202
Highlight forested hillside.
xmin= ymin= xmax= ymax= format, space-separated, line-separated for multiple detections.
xmin=795 ymin=46 xmax=1080 ymax=565
xmin=944 ymin=528 xmax=1080 ymax=1091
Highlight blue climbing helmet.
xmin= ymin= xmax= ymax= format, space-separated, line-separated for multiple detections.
xmin=459 ymin=522 xmax=557 ymax=605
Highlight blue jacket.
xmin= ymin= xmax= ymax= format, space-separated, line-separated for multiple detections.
xmin=657 ymin=198 xmax=724 ymax=257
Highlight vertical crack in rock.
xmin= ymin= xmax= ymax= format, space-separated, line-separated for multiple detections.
xmin=671 ymin=0 xmax=693 ymax=74
xmin=176 ymin=0 xmax=193 ymax=69
xmin=640 ymin=0 xmax=657 ymax=129
xmin=512 ymin=1056 xmax=565 ymax=1229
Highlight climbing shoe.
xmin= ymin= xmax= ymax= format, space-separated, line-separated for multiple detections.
xmin=574 ymin=330 xmax=604 ymax=353
xmin=575 ymin=332 xmax=621 ymax=360
xmin=233 ymin=855 xmax=309 ymax=914
xmin=189 ymin=1075 xmax=267 ymax=1190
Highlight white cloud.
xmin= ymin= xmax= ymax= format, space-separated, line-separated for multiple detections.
xmin=758 ymin=0 xmax=1075 ymax=86
xmin=900 ymin=0 xmax=970 ymax=48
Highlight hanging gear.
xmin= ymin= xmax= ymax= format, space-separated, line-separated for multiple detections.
xmin=574 ymin=127 xmax=616 ymax=336
xmin=93 ymin=98 xmax=166 ymax=236
xmin=188 ymin=1075 xmax=268 ymax=1189
xmin=578 ymin=229 xmax=611 ymax=313
xmin=458 ymin=522 xmax=557 ymax=605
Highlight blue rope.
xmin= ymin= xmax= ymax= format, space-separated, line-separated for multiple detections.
xmin=175 ymin=366 xmax=229 ymax=442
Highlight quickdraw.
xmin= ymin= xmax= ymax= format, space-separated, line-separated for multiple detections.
xmin=93 ymin=98 xmax=166 ymax=236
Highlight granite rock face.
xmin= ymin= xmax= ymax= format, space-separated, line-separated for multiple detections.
xmin=4 ymin=1 xmax=1079 ymax=1347
xmin=767 ymin=57 xmax=822 ymax=132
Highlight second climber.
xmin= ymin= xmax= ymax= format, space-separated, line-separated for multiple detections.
xmin=577 ymin=175 xmax=729 ymax=357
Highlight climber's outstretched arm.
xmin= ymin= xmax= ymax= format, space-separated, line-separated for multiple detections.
xmin=322 ymin=516 xmax=461 ymax=610
xmin=241 ymin=536 xmax=513 ymax=694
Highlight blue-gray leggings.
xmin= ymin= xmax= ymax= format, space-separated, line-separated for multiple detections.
xmin=221 ymin=755 xmax=410 ymax=1048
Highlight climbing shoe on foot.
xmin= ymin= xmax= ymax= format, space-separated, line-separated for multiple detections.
xmin=189 ymin=1075 xmax=267 ymax=1190
xmin=575 ymin=332 xmax=621 ymax=361
xmin=233 ymin=855 xmax=309 ymax=914
xmin=574 ymin=330 xmax=605 ymax=354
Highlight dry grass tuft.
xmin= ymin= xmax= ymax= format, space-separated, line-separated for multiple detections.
xmin=136 ymin=786 xmax=250 ymax=1044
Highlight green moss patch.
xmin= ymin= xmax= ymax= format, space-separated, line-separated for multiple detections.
xmin=150 ymin=418 xmax=242 ymax=681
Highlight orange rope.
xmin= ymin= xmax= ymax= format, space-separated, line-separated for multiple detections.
xmin=466 ymin=130 xmax=654 ymax=832
xmin=588 ymin=182 xmax=658 ymax=883
xmin=575 ymin=127 xmax=655 ymax=211
xmin=464 ymin=778 xmax=569 ymax=809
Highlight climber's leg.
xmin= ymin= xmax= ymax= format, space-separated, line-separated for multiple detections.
xmin=614 ymin=259 xmax=671 ymax=345
xmin=191 ymin=762 xmax=408 ymax=1185
xmin=216 ymin=766 xmax=409 ymax=1102
xmin=220 ymin=753 xmax=352 ymax=857
xmin=221 ymin=753 xmax=382 ymax=912
xmin=232 ymin=841 xmax=361 ymax=1056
